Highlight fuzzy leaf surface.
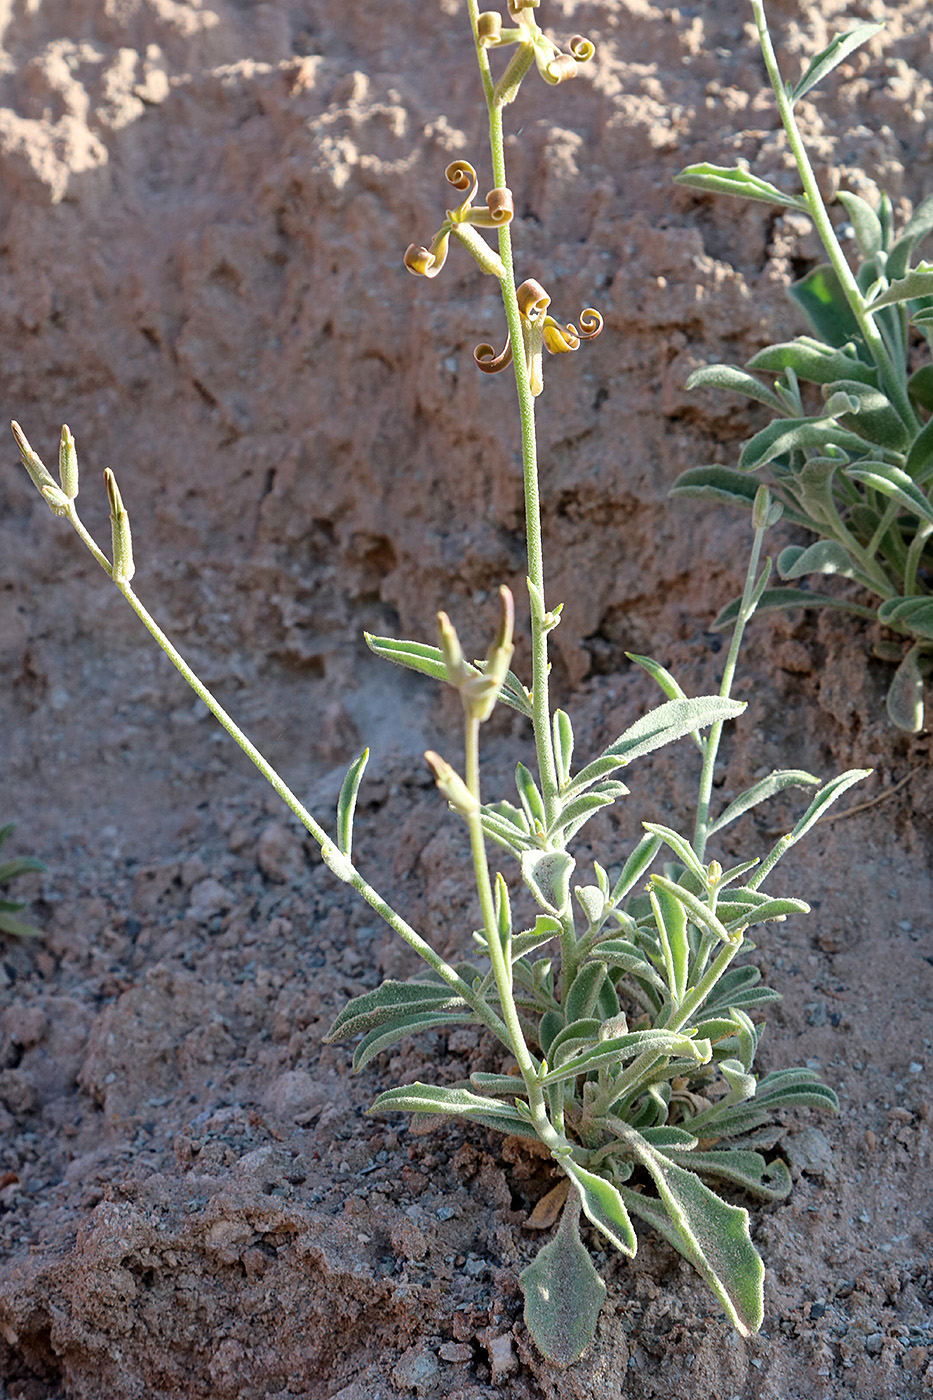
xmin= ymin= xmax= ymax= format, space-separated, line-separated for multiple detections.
xmin=674 ymin=162 xmax=808 ymax=210
xmin=520 ymin=1193 xmax=606 ymax=1366
xmin=789 ymin=23 xmax=884 ymax=105
xmin=324 ymin=980 xmax=467 ymax=1042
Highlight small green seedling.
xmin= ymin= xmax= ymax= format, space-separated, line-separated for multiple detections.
xmin=675 ymin=0 xmax=933 ymax=732
xmin=11 ymin=0 xmax=869 ymax=1367
xmin=0 ymin=823 xmax=45 ymax=939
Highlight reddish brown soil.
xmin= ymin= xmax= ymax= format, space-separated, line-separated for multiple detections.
xmin=1 ymin=2 xmax=931 ymax=1397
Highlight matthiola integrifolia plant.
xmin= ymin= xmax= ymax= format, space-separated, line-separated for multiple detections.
xmin=13 ymin=0 xmax=869 ymax=1367
xmin=674 ymin=0 xmax=933 ymax=732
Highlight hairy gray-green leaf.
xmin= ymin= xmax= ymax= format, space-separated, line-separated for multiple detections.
xmin=568 ymin=697 xmax=745 ymax=796
xmin=522 ymin=849 xmax=576 ymax=917
xmin=670 ymin=466 xmax=760 ymax=511
xmin=324 ymin=979 xmax=468 ymax=1042
xmin=369 ymin=1082 xmax=539 ymax=1138
xmin=619 ymin=1129 xmax=764 ymax=1336
xmin=789 ymin=23 xmax=884 ymax=105
xmin=685 ymin=363 xmax=786 ymax=412
xmin=867 ymin=262 xmax=933 ymax=309
xmin=674 ymin=162 xmax=808 ymax=211
xmin=886 ymin=645 xmax=925 ymax=732
xmin=708 ymin=769 xmax=819 ymax=835
xmin=563 ymin=1160 xmax=637 ymax=1255
xmin=336 ymin=747 xmax=369 ymax=859
xmin=520 ymin=1192 xmax=606 ymax=1367
xmin=747 ymin=337 xmax=877 ymax=386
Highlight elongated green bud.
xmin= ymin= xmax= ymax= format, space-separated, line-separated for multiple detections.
xmin=438 ymin=611 xmax=470 ymax=688
xmin=59 ymin=424 xmax=79 ymax=499
xmin=104 ymin=468 xmax=135 ymax=583
xmin=11 ymin=421 xmax=58 ymax=496
xmin=425 ymin=751 xmax=479 ymax=816
xmin=461 ymin=586 xmax=515 ymax=722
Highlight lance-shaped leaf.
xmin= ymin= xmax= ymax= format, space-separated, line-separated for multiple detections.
xmin=562 ymin=1160 xmax=637 ymax=1256
xmin=510 ymin=914 xmax=563 ymax=959
xmin=670 ymin=466 xmax=761 ymax=510
xmin=711 ymin=587 xmax=877 ymax=631
xmin=593 ymin=939 xmax=667 ymax=994
xmin=888 ymin=193 xmax=933 ymax=281
xmin=836 ymin=190 xmax=884 ymax=258
xmin=674 ymin=162 xmax=809 ymax=211
xmin=844 ymin=462 xmax=933 ymax=524
xmin=739 ymin=415 xmax=869 ymax=470
xmin=369 ymin=1082 xmax=540 ymax=1139
xmin=716 ymin=894 xmax=810 ymax=932
xmin=788 ymin=263 xmax=862 ymax=347
xmin=567 ymin=697 xmax=745 ymax=796
xmin=642 ymin=823 xmax=708 ymax=884
xmin=480 ymin=801 xmax=537 ymax=855
xmin=760 ymin=768 xmax=871 ymax=860
xmin=553 ymin=709 xmax=574 ymax=787
xmin=522 ymin=849 xmax=575 ymax=917
xmin=364 ymin=634 xmax=533 ymax=717
xmin=336 ymin=748 xmax=369 ymax=859
xmin=353 ymin=1009 xmax=478 ymax=1072
xmin=564 ymin=962 xmax=608 ymax=1024
xmin=540 ymin=1029 xmax=707 ymax=1087
xmin=660 ymin=1147 xmax=792 ymax=1202
xmin=648 ymin=874 xmax=733 ymax=946
xmin=708 ymin=769 xmax=819 ymax=835
xmin=609 ymin=831 xmax=663 ymax=904
xmin=886 ymin=645 xmax=925 ymax=732
xmin=696 ymin=964 xmax=781 ymax=1020
xmin=520 ymin=1191 xmax=607 ymax=1367
xmin=650 ymin=882 xmax=689 ymax=1004
xmin=867 ymin=262 xmax=933 ymax=309
xmin=684 ymin=363 xmax=786 ymax=412
xmin=747 ymin=337 xmax=877 ymax=386
xmin=324 ymin=979 xmax=468 ymax=1043
xmin=789 ymin=22 xmax=884 ymax=105
xmin=777 ymin=540 xmax=867 ymax=585
xmin=551 ymin=784 xmax=628 ymax=844
xmin=619 ymin=1131 xmax=764 ymax=1336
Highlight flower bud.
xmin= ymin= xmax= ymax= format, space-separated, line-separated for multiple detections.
xmin=105 ymin=468 xmax=136 ymax=583
xmin=11 ymin=421 xmax=58 ymax=497
xmin=425 ymin=751 xmax=480 ymax=816
xmin=59 ymin=424 xmax=79 ymax=500
xmin=437 ymin=611 xmax=470 ymax=689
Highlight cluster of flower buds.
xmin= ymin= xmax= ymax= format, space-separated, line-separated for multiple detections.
xmin=475 ymin=279 xmax=602 ymax=397
xmin=425 ymin=587 xmax=516 ymax=813
xmin=404 ymin=161 xmax=514 ymax=280
xmin=478 ymin=0 xmax=594 ymax=102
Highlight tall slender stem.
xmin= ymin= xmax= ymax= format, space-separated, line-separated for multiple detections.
xmin=751 ymin=0 xmax=919 ymax=433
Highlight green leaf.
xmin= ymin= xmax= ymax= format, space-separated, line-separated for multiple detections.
xmin=825 ymin=381 xmax=911 ymax=451
xmin=553 ymin=709 xmax=574 ymax=787
xmin=747 ymin=337 xmax=876 ymax=387
xmin=324 ymin=979 xmax=468 ymax=1043
xmin=641 ymin=823 xmax=708 ymax=884
xmin=609 ymin=832 xmax=663 ymax=904
xmin=511 ymin=914 xmax=563 ymax=959
xmin=886 ymin=644 xmax=925 ymax=732
xmin=778 ymin=539 xmax=865 ymax=581
xmin=336 ymin=748 xmax=369 ymax=859
xmin=594 ymin=940 xmax=667 ymax=994
xmin=650 ymin=882 xmax=690 ymax=1003
xmin=661 ymin=1148 xmax=792 ymax=1202
xmin=711 ymin=587 xmax=877 ymax=631
xmin=563 ymin=1160 xmax=637 ymax=1255
xmin=480 ymin=803 xmax=536 ymax=855
xmin=353 ymin=1009 xmax=476 ymax=1072
xmin=670 ymin=466 xmax=759 ymax=511
xmin=836 ymin=190 xmax=883 ymax=258
xmin=522 ymin=849 xmax=576 ymax=918
xmin=539 ymin=1028 xmax=707 ymax=1087
xmin=867 ymin=262 xmax=933 ymax=309
xmin=905 ymin=415 xmax=933 ymax=485
xmin=0 ymin=857 xmax=47 ymax=882
xmin=908 ymin=364 xmax=933 ymax=413
xmin=648 ymin=874 xmax=733 ymax=946
xmin=520 ymin=1192 xmax=606 ymax=1367
xmin=789 ymin=23 xmax=884 ymax=105
xmin=619 ymin=1130 xmax=764 ymax=1336
xmin=784 ymin=768 xmax=871 ymax=843
xmin=674 ymin=162 xmax=808 ymax=211
xmin=878 ymin=596 xmax=933 ymax=642
xmin=565 ymin=962 xmax=607 ymax=1024
xmin=888 ymin=193 xmax=933 ymax=281
xmin=708 ymin=769 xmax=819 ymax=835
xmin=369 ymin=1082 xmax=540 ymax=1139
xmin=551 ymin=786 xmax=628 ymax=845
xmin=364 ymin=634 xmax=533 ymax=717
xmin=625 ymin=653 xmax=689 ymax=703
xmin=739 ymin=415 xmax=870 ymax=470
xmin=788 ymin=264 xmax=861 ymax=347
xmin=515 ymin=763 xmax=547 ymax=829
xmin=0 ymin=912 xmax=42 ymax=939
xmin=568 ymin=697 xmax=745 ymax=795
xmin=684 ymin=364 xmax=786 ymax=412
xmin=844 ymin=462 xmax=933 ymax=524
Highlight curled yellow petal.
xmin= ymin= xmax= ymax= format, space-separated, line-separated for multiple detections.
xmin=542 ymin=50 xmax=578 ymax=84
xmin=569 ymin=34 xmax=595 ymax=62
xmin=576 ymin=307 xmax=603 ymax=340
xmin=474 ymin=336 xmax=513 ymax=374
xmin=477 ymin=10 xmax=503 ymax=46
xmin=543 ymin=318 xmax=579 ymax=355
xmin=445 ymin=160 xmax=478 ymax=199
xmin=403 ymin=225 xmax=451 ymax=278
xmin=517 ymin=278 xmax=551 ymax=323
xmin=485 ymin=186 xmax=514 ymax=223
xmin=507 ymin=0 xmax=539 ymax=16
